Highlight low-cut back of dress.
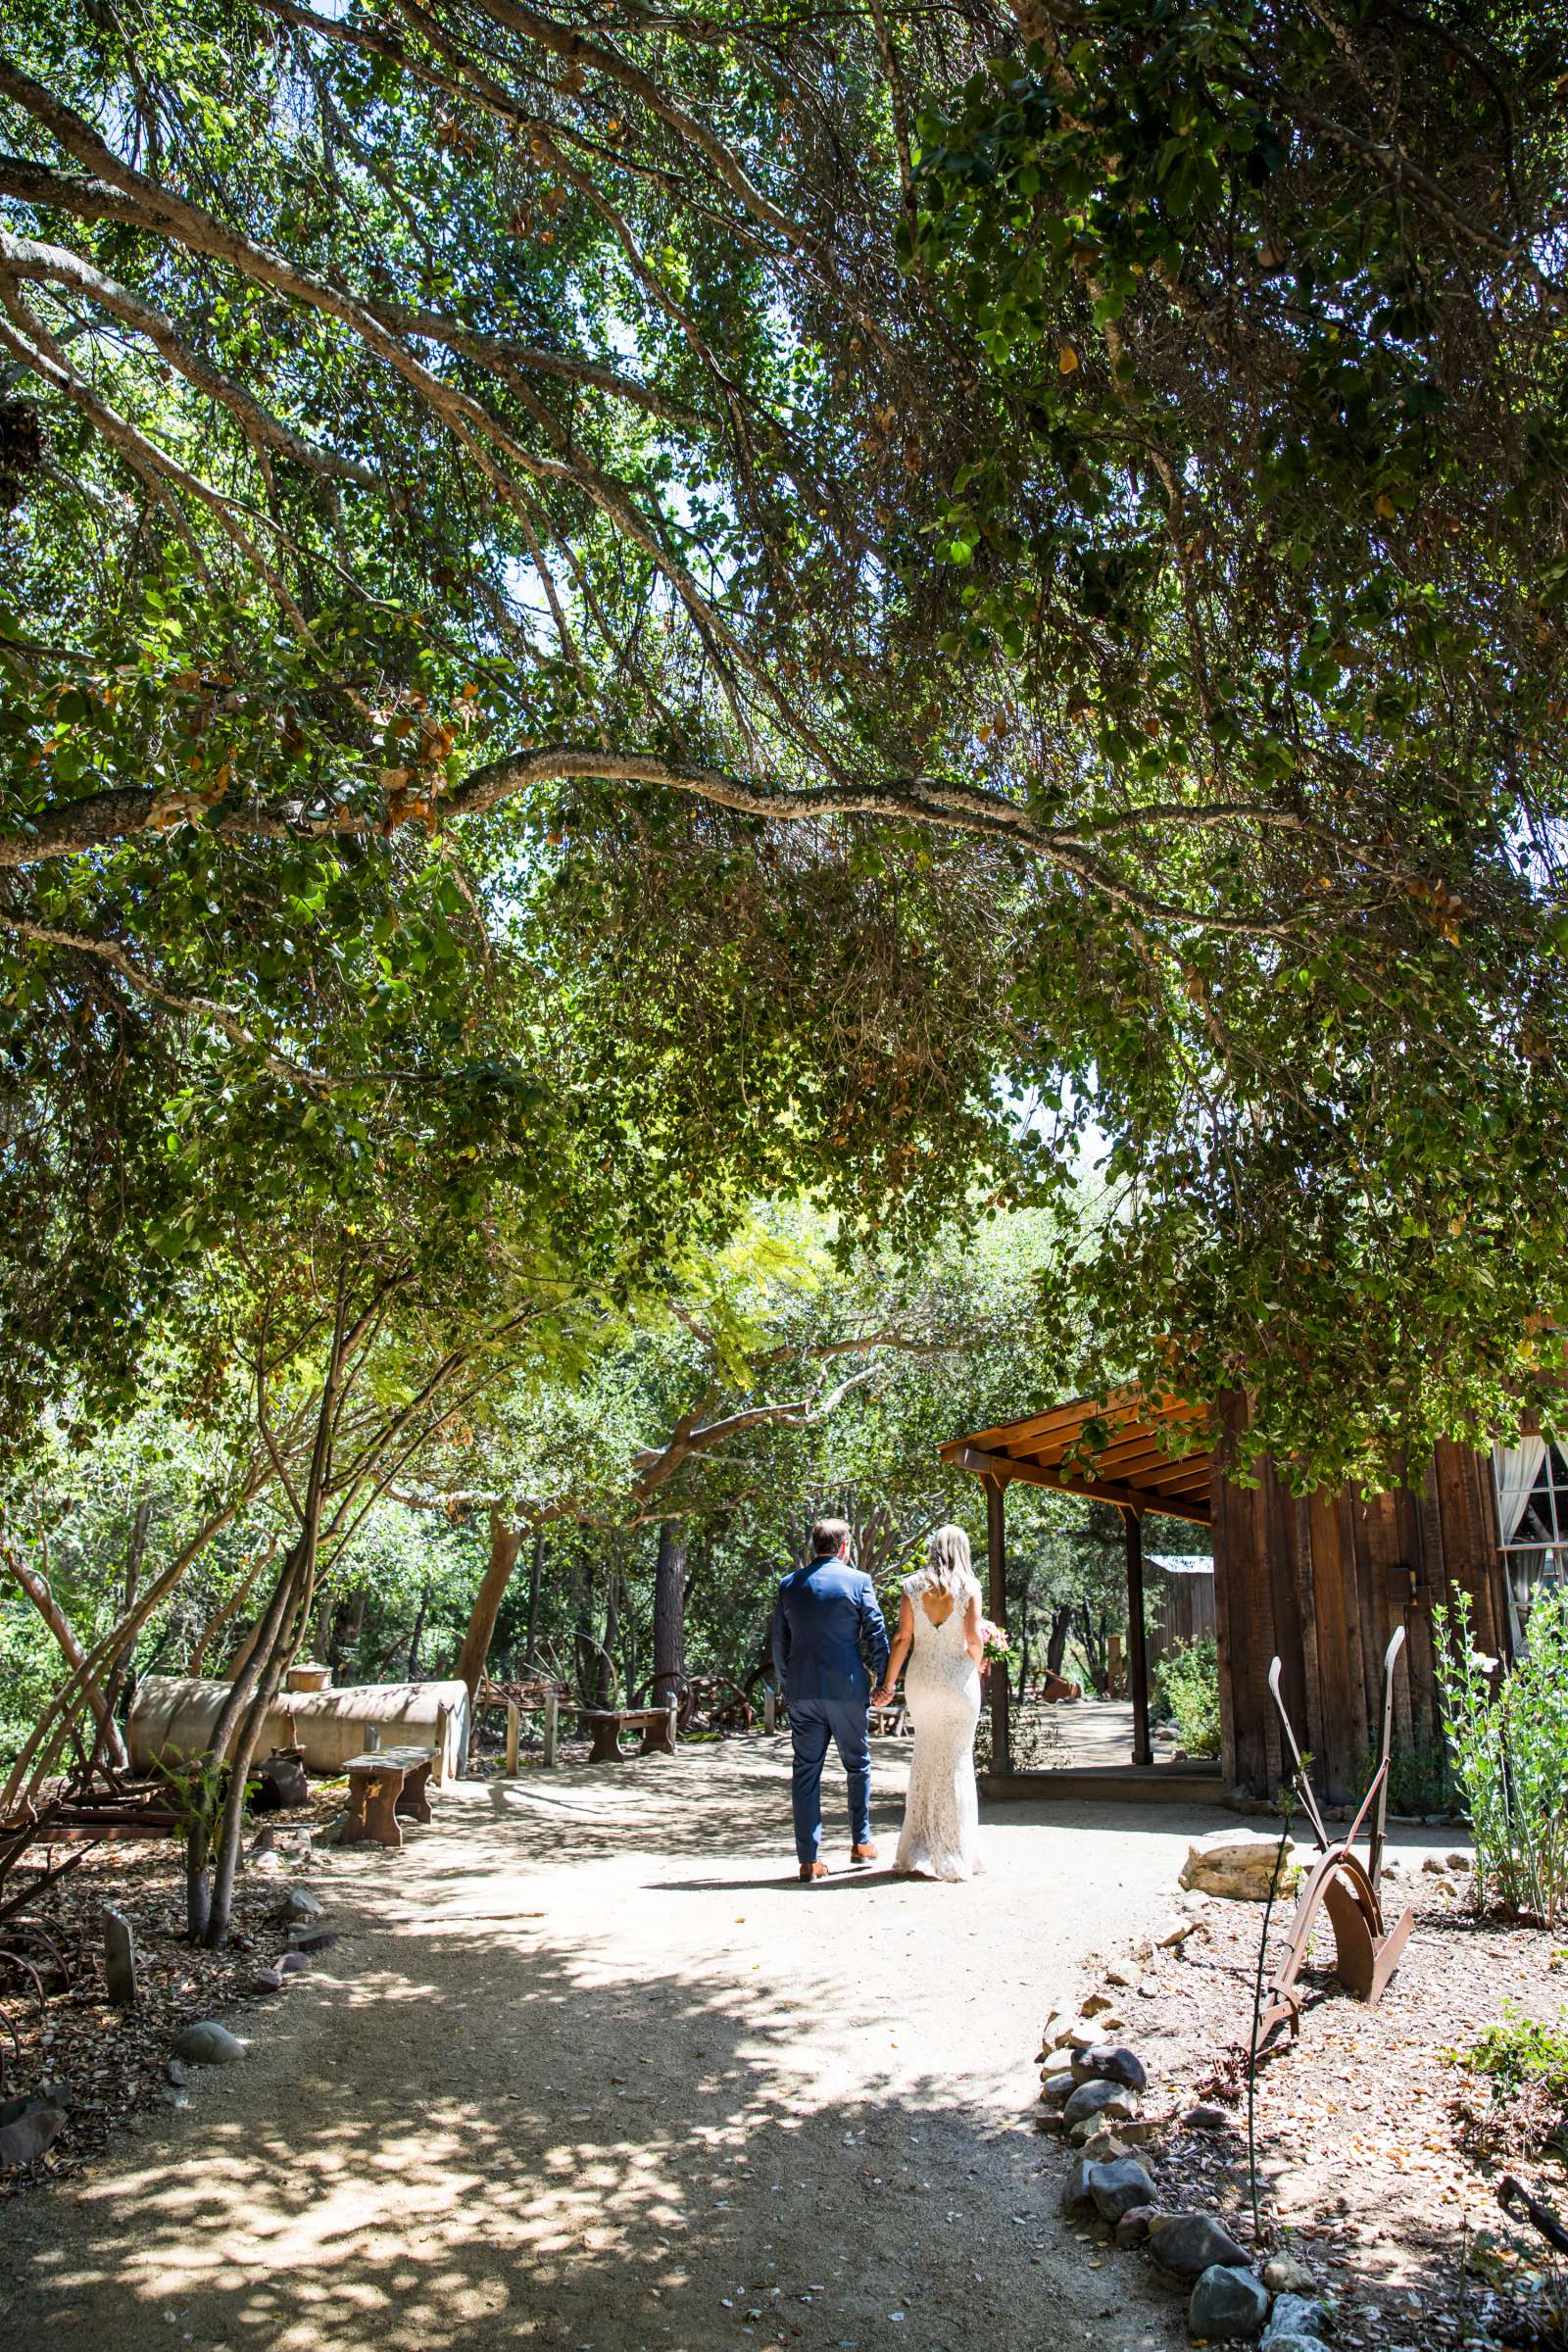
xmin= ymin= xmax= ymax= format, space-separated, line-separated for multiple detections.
xmin=894 ymin=1571 xmax=984 ymax=1881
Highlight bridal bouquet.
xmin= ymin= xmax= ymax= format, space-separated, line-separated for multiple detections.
xmin=978 ymin=1617 xmax=1015 ymax=1675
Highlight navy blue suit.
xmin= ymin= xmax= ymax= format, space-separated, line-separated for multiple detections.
xmin=772 ymin=1553 xmax=890 ymax=1864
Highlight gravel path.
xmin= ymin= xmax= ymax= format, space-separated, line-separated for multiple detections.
xmin=0 ymin=1740 xmax=1233 ymax=2352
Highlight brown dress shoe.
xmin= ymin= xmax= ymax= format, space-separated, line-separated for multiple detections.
xmin=851 ymin=1842 xmax=878 ymax=1864
xmin=799 ymin=1861 xmax=828 ymax=1883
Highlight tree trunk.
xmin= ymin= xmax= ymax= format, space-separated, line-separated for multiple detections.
xmin=203 ymin=1539 xmax=316 ymax=1946
xmin=652 ymin=1521 xmax=686 ymax=1707
xmin=190 ymin=1323 xmax=341 ymax=1948
xmin=455 ymin=1509 xmax=523 ymax=1708
xmin=406 ymin=1578 xmax=430 ymax=1679
xmin=524 ymin=1527 xmax=543 ymax=1665
xmin=189 ymin=1539 xmax=274 ymax=1677
xmin=2 ymin=1547 xmax=128 ymax=1774
xmin=96 ymin=1496 xmax=151 ymax=1771
xmin=1046 ymin=1604 xmax=1073 ymax=1677
xmin=1014 ymin=1559 xmax=1034 ymax=1704
xmin=598 ymin=1574 xmax=619 ymax=1708
xmin=574 ymin=1560 xmax=597 ymax=1705
xmin=1078 ymin=1601 xmax=1110 ymax=1696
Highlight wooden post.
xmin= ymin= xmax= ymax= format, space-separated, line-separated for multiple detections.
xmin=103 ymin=1906 xmax=136 ymax=2007
xmin=1125 ymin=1507 xmax=1152 ymax=1767
xmin=542 ymin=1689 xmax=559 ymax=1768
xmin=985 ymin=1474 xmax=1010 ymax=1775
xmin=505 ymin=1698 xmax=519 ymax=1777
xmin=763 ymin=1690 xmax=777 ymax=1736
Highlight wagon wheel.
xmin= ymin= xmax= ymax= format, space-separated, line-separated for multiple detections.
xmin=628 ymin=1672 xmax=701 ymax=1728
xmin=705 ymin=1679 xmax=756 ymax=1734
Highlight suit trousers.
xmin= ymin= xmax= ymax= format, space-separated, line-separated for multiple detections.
xmin=788 ymin=1697 xmax=871 ymax=1863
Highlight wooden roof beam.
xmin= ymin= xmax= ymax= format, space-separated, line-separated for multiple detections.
xmin=947 ymin=1446 xmax=1213 ymax=1528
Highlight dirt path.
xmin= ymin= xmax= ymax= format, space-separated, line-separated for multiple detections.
xmin=0 ymin=1740 xmax=1233 ymax=2352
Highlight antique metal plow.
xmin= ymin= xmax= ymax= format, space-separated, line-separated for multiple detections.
xmin=1252 ymin=1626 xmax=1416 ymax=2054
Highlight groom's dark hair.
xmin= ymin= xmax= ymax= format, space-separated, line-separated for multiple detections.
xmin=809 ymin=1517 xmax=853 ymax=1557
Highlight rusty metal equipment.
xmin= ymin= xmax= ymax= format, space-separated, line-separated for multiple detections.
xmin=1253 ymin=1626 xmax=1416 ymax=2053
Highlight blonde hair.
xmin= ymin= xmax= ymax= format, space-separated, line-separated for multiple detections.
xmin=921 ymin=1523 xmax=978 ymax=1597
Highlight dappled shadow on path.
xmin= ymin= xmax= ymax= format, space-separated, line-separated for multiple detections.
xmin=0 ymin=1740 xmax=1213 ymax=2352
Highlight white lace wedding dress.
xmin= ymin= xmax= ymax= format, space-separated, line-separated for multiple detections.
xmin=894 ymin=1572 xmax=984 ymax=1882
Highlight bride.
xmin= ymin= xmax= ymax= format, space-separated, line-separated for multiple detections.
xmin=872 ymin=1524 xmax=986 ymax=1881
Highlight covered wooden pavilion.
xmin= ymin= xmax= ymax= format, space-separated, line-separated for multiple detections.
xmin=940 ymin=1389 xmax=1511 ymax=1805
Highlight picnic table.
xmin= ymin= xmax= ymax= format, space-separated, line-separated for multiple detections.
xmin=576 ymin=1705 xmax=678 ymax=1764
xmin=339 ymin=1745 xmax=437 ymax=1848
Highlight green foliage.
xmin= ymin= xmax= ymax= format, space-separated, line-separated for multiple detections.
xmin=1152 ymin=1636 xmax=1222 ymax=1760
xmin=1446 ymin=2004 xmax=1568 ymax=2164
xmin=1453 ymin=2007 xmax=1568 ymax=2105
xmin=1435 ymin=1591 xmax=1568 ymax=1926
xmin=0 ymin=4 xmax=1566 ymax=1489
xmin=1349 ymin=1731 xmax=1452 ymax=1820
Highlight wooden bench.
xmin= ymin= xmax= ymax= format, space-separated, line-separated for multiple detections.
xmin=339 ymin=1746 xmax=437 ymax=1848
xmin=576 ymin=1706 xmax=677 ymax=1764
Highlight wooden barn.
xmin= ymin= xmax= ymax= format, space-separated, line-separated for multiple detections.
xmin=939 ymin=1390 xmax=1518 ymax=1806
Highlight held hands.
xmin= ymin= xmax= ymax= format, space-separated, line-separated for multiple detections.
xmin=870 ymin=1683 xmax=895 ymax=1709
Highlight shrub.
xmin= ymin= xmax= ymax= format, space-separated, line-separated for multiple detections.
xmin=1348 ymin=1731 xmax=1452 ymax=1818
xmin=1434 ymin=1589 xmax=1568 ymax=1926
xmin=1446 ymin=2005 xmax=1568 ymax=2163
xmin=1152 ymin=1637 xmax=1222 ymax=1760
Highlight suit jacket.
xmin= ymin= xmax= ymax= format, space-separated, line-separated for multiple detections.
xmin=771 ymin=1554 xmax=890 ymax=1705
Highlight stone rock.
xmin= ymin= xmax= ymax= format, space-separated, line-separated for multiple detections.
xmin=1103 ymin=1965 xmax=1135 ymax=1989
xmin=158 ymin=2084 xmax=190 ymax=2110
xmin=1446 ymin=1850 xmax=1471 ymax=1873
xmin=1157 ymin=1919 xmax=1202 ymax=1948
xmin=1089 ymin=2158 xmax=1157 ymax=2224
xmin=1148 ymin=2212 xmax=1253 ymax=2282
xmin=1041 ymin=2071 xmax=1077 ymax=2108
xmin=1077 ymin=2127 xmax=1130 ymax=2164
xmin=1262 ymin=2336 xmax=1326 ymax=2352
xmin=165 ymin=2057 xmax=186 ymax=2087
xmin=1180 ymin=1829 xmax=1297 ymax=1903
xmin=244 ymin=1969 xmax=284 ymax=1995
xmin=1261 ymin=2256 xmax=1317 ymax=2297
xmin=286 ymin=1928 xmax=338 ymax=1953
xmin=1036 ymin=2014 xmax=1071 ymax=2061
xmin=1066 ymin=2019 xmax=1103 ymax=2051
xmin=0 ymin=2102 xmax=67 ymax=2167
xmin=278 ymin=1950 xmax=310 ymax=1975
xmin=1189 ymin=2266 xmax=1270 ymax=2341
xmin=1421 ymin=1853 xmax=1447 ymax=1875
xmin=103 ymin=1905 xmax=136 ymax=2007
xmin=172 ymin=2020 xmax=246 ymax=2066
xmin=1063 ymin=2079 xmax=1136 ymax=2130
xmin=1072 ymin=2042 xmax=1149 ymax=2092
xmin=1115 ymin=2203 xmax=1160 ymax=2248
xmin=1263 ymin=2293 xmax=1329 ymax=2343
xmin=1080 ymin=1991 xmax=1115 ymax=2019
xmin=0 ymin=2091 xmax=54 ymax=2130
xmin=271 ymin=1886 xmax=323 ymax=1925
xmin=250 ymin=1849 xmax=284 ymax=1876
xmin=1060 ymin=2158 xmax=1099 ymax=2220
xmin=1183 ymin=2104 xmax=1230 ymax=2133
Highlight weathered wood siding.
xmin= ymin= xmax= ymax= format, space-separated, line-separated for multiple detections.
xmin=1144 ymin=1565 xmax=1217 ymax=1670
xmin=1210 ymin=1414 xmax=1507 ymax=1804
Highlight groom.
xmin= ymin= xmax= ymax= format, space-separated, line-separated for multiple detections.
xmin=771 ymin=1518 xmax=890 ymax=1883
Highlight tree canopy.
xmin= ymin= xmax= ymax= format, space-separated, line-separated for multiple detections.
xmin=2 ymin=1 xmax=1567 ymax=1479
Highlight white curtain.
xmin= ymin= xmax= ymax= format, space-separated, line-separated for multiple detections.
xmin=1494 ymin=1437 xmax=1548 ymax=1653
